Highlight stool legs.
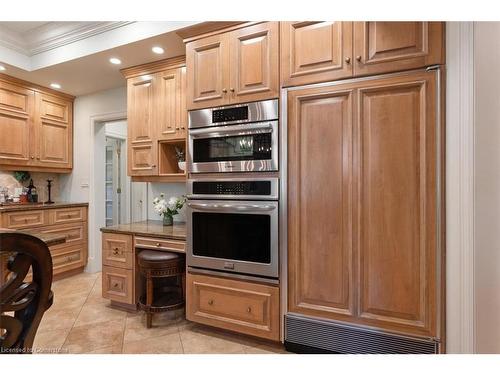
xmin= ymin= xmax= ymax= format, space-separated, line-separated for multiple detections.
xmin=146 ymin=273 xmax=153 ymax=329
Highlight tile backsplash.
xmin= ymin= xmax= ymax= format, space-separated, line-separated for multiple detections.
xmin=0 ymin=171 xmax=61 ymax=202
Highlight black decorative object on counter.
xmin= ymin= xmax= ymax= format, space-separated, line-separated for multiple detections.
xmin=45 ymin=179 xmax=54 ymax=204
xmin=27 ymin=179 xmax=38 ymax=203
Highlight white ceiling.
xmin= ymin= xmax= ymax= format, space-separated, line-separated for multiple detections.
xmin=0 ymin=21 xmax=198 ymax=96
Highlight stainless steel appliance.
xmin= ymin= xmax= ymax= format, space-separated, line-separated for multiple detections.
xmin=188 ymin=99 xmax=279 ymax=173
xmin=186 ymin=177 xmax=279 ymax=279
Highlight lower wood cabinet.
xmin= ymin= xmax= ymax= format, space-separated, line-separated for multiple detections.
xmin=186 ymin=273 xmax=280 ymax=341
xmin=287 ymin=69 xmax=443 ymax=340
xmin=102 ymin=265 xmax=134 ymax=305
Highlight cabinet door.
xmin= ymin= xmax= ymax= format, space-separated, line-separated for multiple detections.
xmin=177 ymin=66 xmax=188 ymax=139
xmin=229 ymin=22 xmax=279 ymax=104
xmin=353 ymin=22 xmax=444 ymax=76
xmin=281 ymin=21 xmax=353 ymax=87
xmin=156 ymin=69 xmax=180 ymax=140
xmin=35 ymin=93 xmax=73 ymax=169
xmin=186 ymin=33 xmax=230 ymax=110
xmin=127 ymin=75 xmax=157 ymax=176
xmin=0 ymin=80 xmax=34 ymax=167
xmin=355 ymin=70 xmax=439 ymax=338
xmin=287 ymin=85 xmax=355 ymax=322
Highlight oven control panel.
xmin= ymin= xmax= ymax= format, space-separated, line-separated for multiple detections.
xmin=193 ymin=181 xmax=271 ymax=196
xmin=212 ymin=106 xmax=248 ymax=123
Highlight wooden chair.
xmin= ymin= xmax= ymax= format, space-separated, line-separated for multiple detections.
xmin=0 ymin=232 xmax=53 ymax=354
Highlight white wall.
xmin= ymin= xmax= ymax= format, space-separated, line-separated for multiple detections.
xmin=474 ymin=22 xmax=500 ymax=353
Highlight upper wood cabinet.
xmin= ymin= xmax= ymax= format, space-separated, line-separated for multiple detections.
xmin=281 ymin=21 xmax=444 ymax=86
xmin=122 ymin=57 xmax=187 ymax=180
xmin=0 ymin=75 xmax=74 ymax=172
xmin=186 ymin=22 xmax=279 ymax=110
xmin=281 ymin=22 xmax=353 ymax=87
xmin=287 ymin=69 xmax=443 ymax=340
xmin=353 ymin=22 xmax=444 ymax=76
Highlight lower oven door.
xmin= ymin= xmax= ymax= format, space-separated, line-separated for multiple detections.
xmin=186 ymin=199 xmax=278 ymax=278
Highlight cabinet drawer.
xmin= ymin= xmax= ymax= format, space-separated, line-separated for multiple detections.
xmin=102 ymin=232 xmax=133 ymax=254
xmin=134 ymin=236 xmax=185 ymax=253
xmin=102 ymin=246 xmax=134 ymax=270
xmin=51 ymin=245 xmax=85 ymax=272
xmin=38 ymin=222 xmax=87 ymax=248
xmin=187 ymin=273 xmax=280 ymax=341
xmin=102 ymin=265 xmax=134 ymax=304
xmin=2 ymin=210 xmax=46 ymax=229
xmin=49 ymin=206 xmax=86 ymax=224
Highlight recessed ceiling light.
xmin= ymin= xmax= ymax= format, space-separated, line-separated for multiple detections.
xmin=152 ymin=46 xmax=164 ymax=54
xmin=109 ymin=58 xmax=122 ymax=65
xmin=0 ymin=65 xmax=6 ymax=71
xmin=50 ymin=83 xmax=61 ymax=89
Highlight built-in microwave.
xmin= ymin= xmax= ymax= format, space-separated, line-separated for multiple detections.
xmin=187 ymin=99 xmax=279 ymax=173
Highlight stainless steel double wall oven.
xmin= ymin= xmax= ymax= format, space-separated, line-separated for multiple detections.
xmin=186 ymin=99 xmax=279 ymax=280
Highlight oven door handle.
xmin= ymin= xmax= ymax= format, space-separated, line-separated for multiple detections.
xmin=189 ymin=122 xmax=274 ymax=139
xmin=187 ymin=202 xmax=276 ymax=212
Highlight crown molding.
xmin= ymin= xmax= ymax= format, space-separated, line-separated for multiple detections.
xmin=0 ymin=21 xmax=135 ymax=57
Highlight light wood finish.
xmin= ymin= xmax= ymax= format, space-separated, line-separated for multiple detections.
xmin=48 ymin=206 xmax=86 ymax=225
xmin=281 ymin=21 xmax=353 ymax=87
xmin=102 ymin=245 xmax=134 ymax=269
xmin=186 ymin=33 xmax=229 ymax=110
xmin=353 ymin=22 xmax=444 ymax=76
xmin=0 ymin=74 xmax=74 ymax=172
xmin=288 ymin=85 xmax=355 ymax=321
xmin=134 ymin=236 xmax=186 ymax=253
xmin=127 ymin=74 xmax=157 ymax=176
xmin=102 ymin=265 xmax=134 ymax=305
xmin=0 ymin=80 xmax=34 ymax=167
xmin=2 ymin=210 xmax=46 ymax=229
xmin=102 ymin=232 xmax=133 ymax=253
xmin=176 ymin=22 xmax=248 ymax=41
xmin=0 ymin=204 xmax=88 ymax=279
xmin=355 ymin=71 xmax=439 ymax=337
xmin=229 ymin=22 xmax=279 ymax=104
xmin=124 ymin=57 xmax=187 ymax=179
xmin=187 ymin=273 xmax=280 ymax=341
xmin=287 ymin=70 xmax=442 ymax=339
xmin=35 ymin=93 xmax=73 ymax=169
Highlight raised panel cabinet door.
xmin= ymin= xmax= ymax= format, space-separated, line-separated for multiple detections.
xmin=281 ymin=21 xmax=353 ymax=87
xmin=186 ymin=33 xmax=230 ymax=110
xmin=355 ymin=70 xmax=440 ymax=338
xmin=156 ymin=69 xmax=180 ymax=140
xmin=287 ymin=85 xmax=355 ymax=322
xmin=0 ymin=80 xmax=34 ymax=166
xmin=353 ymin=22 xmax=444 ymax=76
xmin=177 ymin=66 xmax=188 ymax=139
xmin=35 ymin=93 xmax=73 ymax=169
xmin=127 ymin=75 xmax=157 ymax=175
xmin=229 ymin=22 xmax=279 ymax=104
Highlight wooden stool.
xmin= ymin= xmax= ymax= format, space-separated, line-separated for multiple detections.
xmin=137 ymin=250 xmax=185 ymax=328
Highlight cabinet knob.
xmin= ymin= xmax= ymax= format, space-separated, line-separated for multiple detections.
xmin=247 ymin=307 xmax=252 ymax=313
xmin=151 ymin=164 xmax=156 ymax=168
xmin=113 ymin=282 xmax=119 ymax=288
xmin=156 ymin=242 xmax=161 ymax=247
xmin=345 ymin=57 xmax=351 ymax=64
xmin=356 ymin=55 xmax=362 ymax=62
xmin=31 ymin=156 xmax=34 ymax=159
xmin=222 ymin=88 xmax=227 ymax=93
xmin=208 ymin=299 xmax=214 ymax=306
xmin=230 ymin=88 xmax=235 ymax=92
xmin=36 ymin=157 xmax=40 ymax=160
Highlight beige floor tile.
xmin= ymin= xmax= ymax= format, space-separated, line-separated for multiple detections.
xmin=74 ymin=301 xmax=127 ymax=327
xmin=86 ymin=344 xmax=123 ymax=354
xmin=123 ymin=312 xmax=179 ymax=343
xmin=32 ymin=327 xmax=72 ymax=354
xmin=50 ymin=291 xmax=89 ymax=311
xmin=180 ymin=329 xmax=249 ymax=354
xmin=37 ymin=306 xmax=81 ymax=333
xmin=244 ymin=343 xmax=288 ymax=354
xmin=51 ymin=278 xmax=96 ymax=296
xmin=122 ymin=332 xmax=183 ymax=354
xmin=62 ymin=319 xmax=125 ymax=354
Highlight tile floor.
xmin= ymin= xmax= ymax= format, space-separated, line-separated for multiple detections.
xmin=33 ymin=272 xmax=288 ymax=354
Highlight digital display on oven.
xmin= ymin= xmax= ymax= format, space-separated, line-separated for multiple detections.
xmin=212 ymin=106 xmax=248 ymax=123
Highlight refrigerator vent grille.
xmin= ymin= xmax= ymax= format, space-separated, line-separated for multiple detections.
xmin=285 ymin=315 xmax=439 ymax=354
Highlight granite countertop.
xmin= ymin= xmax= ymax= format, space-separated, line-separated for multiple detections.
xmin=0 ymin=201 xmax=89 ymax=212
xmin=0 ymin=229 xmax=67 ymax=247
xmin=101 ymin=220 xmax=187 ymax=241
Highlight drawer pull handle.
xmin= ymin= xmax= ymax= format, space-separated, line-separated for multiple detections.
xmin=247 ymin=307 xmax=252 ymax=313
xmin=113 ymin=250 xmax=119 ymax=255
xmin=208 ymin=300 xmax=214 ymax=306
xmin=113 ymin=283 xmax=119 ymax=288
xmin=156 ymin=242 xmax=161 ymax=247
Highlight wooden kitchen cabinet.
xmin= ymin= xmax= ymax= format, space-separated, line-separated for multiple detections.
xmin=185 ymin=22 xmax=279 ymax=109
xmin=281 ymin=21 xmax=353 ymax=87
xmin=122 ymin=57 xmax=187 ymax=180
xmin=287 ymin=69 xmax=443 ymax=340
xmin=0 ymin=74 xmax=74 ymax=172
xmin=353 ymin=22 xmax=445 ymax=76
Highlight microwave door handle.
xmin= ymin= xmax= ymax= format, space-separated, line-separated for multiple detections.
xmin=187 ymin=202 xmax=275 ymax=212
